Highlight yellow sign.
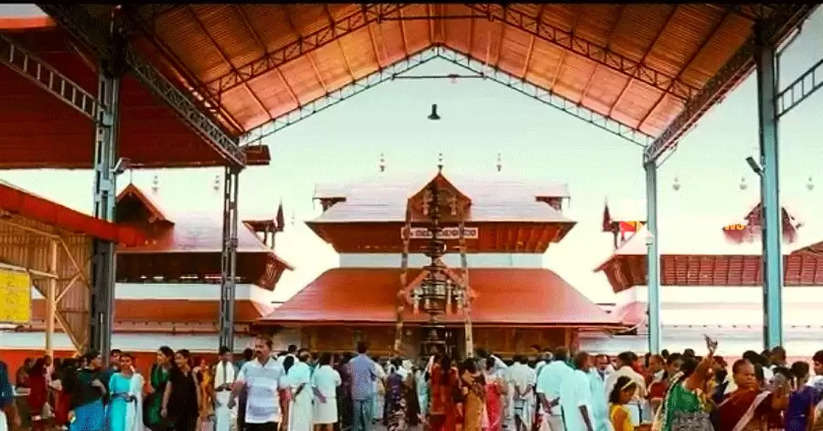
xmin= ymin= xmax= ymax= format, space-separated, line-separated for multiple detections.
xmin=0 ymin=268 xmax=31 ymax=323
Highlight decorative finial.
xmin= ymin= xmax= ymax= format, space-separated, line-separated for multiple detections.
xmin=807 ymin=176 xmax=814 ymax=191
xmin=213 ymin=174 xmax=221 ymax=191
xmin=379 ymin=153 xmax=385 ymax=173
xmin=496 ymin=153 xmax=502 ymax=172
xmin=151 ymin=174 xmax=159 ymax=192
xmin=739 ymin=176 xmax=747 ymax=191
xmin=437 ymin=152 xmax=443 ymax=172
xmin=672 ymin=176 xmax=680 ymax=191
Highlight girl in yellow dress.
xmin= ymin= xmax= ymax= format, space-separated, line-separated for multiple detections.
xmin=609 ymin=376 xmax=638 ymax=431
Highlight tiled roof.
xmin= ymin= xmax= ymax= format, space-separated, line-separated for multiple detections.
xmin=262 ymin=268 xmax=620 ymax=327
xmin=311 ymin=172 xmax=572 ymax=223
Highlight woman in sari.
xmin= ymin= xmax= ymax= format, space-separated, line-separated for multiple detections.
xmin=385 ymin=359 xmax=410 ymax=431
xmin=26 ymin=359 xmax=48 ymax=431
xmin=460 ymin=359 xmax=486 ymax=431
xmin=145 ymin=346 xmax=174 ymax=431
xmin=428 ymin=355 xmax=459 ymax=431
xmin=483 ymin=356 xmax=505 ymax=431
xmin=655 ymin=336 xmax=717 ymax=431
xmin=194 ymin=358 xmax=214 ymax=431
xmin=108 ymin=353 xmax=144 ymax=431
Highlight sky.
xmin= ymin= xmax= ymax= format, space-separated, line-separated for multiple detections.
xmin=1 ymin=7 xmax=822 ymax=306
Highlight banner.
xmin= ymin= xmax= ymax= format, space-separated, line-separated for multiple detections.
xmin=402 ymin=226 xmax=479 ymax=240
xmin=0 ymin=268 xmax=31 ymax=323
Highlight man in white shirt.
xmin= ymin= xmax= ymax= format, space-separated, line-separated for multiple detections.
xmin=565 ymin=352 xmax=595 ymax=431
xmin=510 ymin=355 xmax=536 ymax=431
xmin=214 ymin=346 xmax=238 ymax=431
xmin=288 ymin=349 xmax=313 ymax=431
xmin=537 ymin=348 xmax=573 ymax=431
xmin=311 ymin=353 xmax=341 ymax=431
xmin=229 ymin=336 xmax=288 ymax=431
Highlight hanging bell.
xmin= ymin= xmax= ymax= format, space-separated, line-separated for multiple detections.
xmin=739 ymin=176 xmax=747 ymax=191
xmin=428 ymin=104 xmax=441 ymax=120
xmin=672 ymin=176 xmax=681 ymax=191
xmin=807 ymin=176 xmax=814 ymax=191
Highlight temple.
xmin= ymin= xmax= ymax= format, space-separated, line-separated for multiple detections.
xmin=2 ymin=176 xmax=291 ymax=368
xmin=258 ymin=169 xmax=622 ymax=358
xmin=589 ymin=200 xmax=823 ymax=356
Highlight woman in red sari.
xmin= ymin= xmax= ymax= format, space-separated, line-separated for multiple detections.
xmin=27 ymin=359 xmax=49 ymax=431
xmin=483 ymin=357 xmax=505 ymax=431
xmin=428 ymin=355 xmax=460 ymax=431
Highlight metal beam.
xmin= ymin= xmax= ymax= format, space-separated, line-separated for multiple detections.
xmin=644 ymin=160 xmax=661 ymax=354
xmin=466 ymin=3 xmax=699 ymax=102
xmin=89 ymin=61 xmax=121 ymax=361
xmin=200 ymin=4 xmax=409 ymax=98
xmin=777 ymin=56 xmax=823 ymax=117
xmin=0 ymin=34 xmax=98 ymax=120
xmin=437 ymin=47 xmax=653 ymax=148
xmin=241 ymin=46 xmax=438 ymax=144
xmin=219 ymin=166 xmax=240 ymax=351
xmin=755 ymin=23 xmax=783 ymax=349
xmin=645 ymin=4 xmax=815 ymax=163
xmin=38 ymin=4 xmax=246 ymax=168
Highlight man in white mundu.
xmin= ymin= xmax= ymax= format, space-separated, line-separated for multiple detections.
xmin=214 ymin=347 xmax=238 ymax=431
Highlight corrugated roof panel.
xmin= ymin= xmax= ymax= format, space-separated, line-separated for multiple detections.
xmin=219 ymin=85 xmax=266 ymax=130
xmin=608 ymin=4 xmax=677 ymax=63
xmin=280 ymin=57 xmax=326 ymax=106
xmin=398 ymin=5 xmax=431 ymax=53
xmin=573 ymin=4 xmax=625 ymax=48
xmin=640 ymin=94 xmax=685 ymax=136
xmin=373 ymin=20 xmax=407 ymax=65
xmin=285 ymin=4 xmax=329 ymax=38
xmin=338 ymin=28 xmax=379 ymax=80
xmin=154 ymin=7 xmax=230 ymax=83
xmin=238 ymin=5 xmax=297 ymax=53
xmin=247 ymin=68 xmax=298 ymax=118
xmin=539 ymin=4 xmax=577 ymax=33
xmin=680 ymin=14 xmax=753 ymax=89
xmin=194 ymin=5 xmax=266 ymax=68
xmin=309 ymin=46 xmax=351 ymax=91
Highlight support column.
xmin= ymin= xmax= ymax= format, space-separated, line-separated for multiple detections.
xmin=755 ymin=23 xmax=783 ymax=349
xmin=644 ymin=160 xmax=662 ymax=354
xmin=90 ymin=66 xmax=121 ymax=360
xmin=46 ymin=239 xmax=58 ymax=357
xmin=219 ymin=166 xmax=240 ymax=351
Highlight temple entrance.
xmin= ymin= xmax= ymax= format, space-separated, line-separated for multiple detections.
xmin=420 ymin=325 xmax=461 ymax=359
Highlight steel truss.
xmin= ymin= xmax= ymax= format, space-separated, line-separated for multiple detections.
xmin=464 ymin=3 xmax=699 ymax=102
xmin=219 ymin=167 xmax=240 ymax=352
xmin=0 ymin=34 xmax=98 ymax=119
xmin=201 ymin=4 xmax=410 ymax=99
xmin=645 ymin=3 xmax=816 ymax=164
xmin=777 ymin=57 xmax=823 ymax=117
xmin=436 ymin=48 xmax=654 ymax=148
xmin=37 ymin=4 xmax=246 ymax=167
xmin=241 ymin=47 xmax=439 ymax=144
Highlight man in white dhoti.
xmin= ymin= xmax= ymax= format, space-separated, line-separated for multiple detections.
xmin=311 ymin=353 xmax=341 ymax=431
xmin=215 ymin=347 xmax=238 ymax=431
xmin=510 ymin=355 xmax=536 ymax=431
xmin=288 ymin=349 xmax=313 ymax=431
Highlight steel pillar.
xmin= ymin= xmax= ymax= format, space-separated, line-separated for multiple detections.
xmin=219 ymin=166 xmax=240 ymax=351
xmin=755 ymin=23 xmax=783 ymax=349
xmin=644 ymin=161 xmax=662 ymax=354
xmin=89 ymin=68 xmax=120 ymax=359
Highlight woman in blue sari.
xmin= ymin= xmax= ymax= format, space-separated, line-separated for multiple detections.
xmin=109 ymin=354 xmax=144 ymax=431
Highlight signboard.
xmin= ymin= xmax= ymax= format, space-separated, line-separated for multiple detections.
xmin=402 ymin=227 xmax=479 ymax=240
xmin=0 ymin=268 xmax=31 ymax=323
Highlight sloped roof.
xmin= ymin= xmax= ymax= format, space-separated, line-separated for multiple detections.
xmin=261 ymin=267 xmax=620 ymax=327
xmin=311 ymin=171 xmax=573 ymax=223
xmin=0 ymin=179 xmax=143 ymax=245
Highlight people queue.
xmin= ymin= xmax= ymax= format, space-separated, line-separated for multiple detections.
xmin=2 ymin=338 xmax=823 ymax=431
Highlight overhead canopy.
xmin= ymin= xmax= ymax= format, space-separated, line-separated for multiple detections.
xmin=5 ymin=4 xmax=809 ymax=169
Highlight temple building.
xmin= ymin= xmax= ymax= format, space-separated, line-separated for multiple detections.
xmin=2 ymin=176 xmax=291 ymax=370
xmin=258 ymin=170 xmax=622 ymax=358
xmin=588 ymin=200 xmax=823 ymax=357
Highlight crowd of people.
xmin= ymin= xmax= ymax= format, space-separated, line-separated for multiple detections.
xmin=2 ymin=336 xmax=823 ymax=431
